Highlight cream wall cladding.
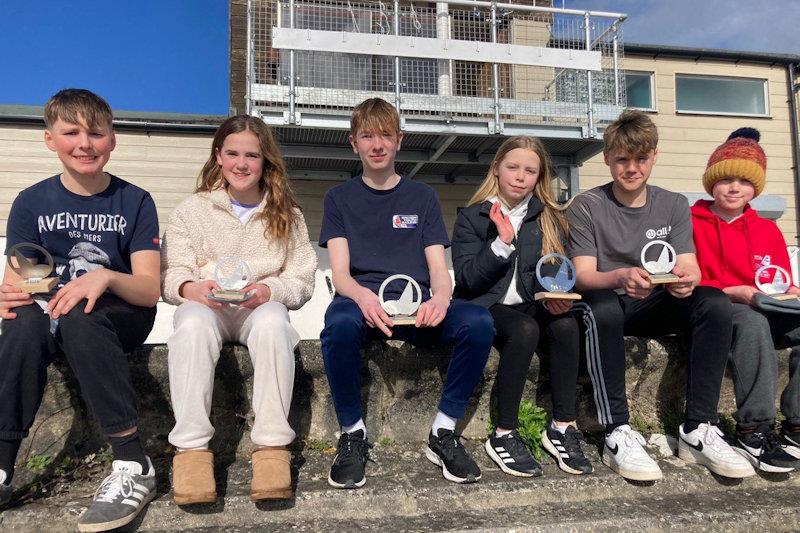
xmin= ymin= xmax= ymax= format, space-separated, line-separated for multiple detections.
xmin=0 ymin=124 xmax=211 ymax=234
xmin=580 ymin=55 xmax=798 ymax=243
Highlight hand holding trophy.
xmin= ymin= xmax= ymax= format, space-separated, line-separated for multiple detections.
xmin=378 ymin=274 xmax=422 ymax=326
xmin=7 ymin=243 xmax=59 ymax=293
xmin=207 ymin=256 xmax=254 ymax=303
xmin=755 ymin=264 xmax=797 ymax=301
xmin=640 ymin=240 xmax=680 ymax=285
xmin=534 ymin=253 xmax=581 ymax=301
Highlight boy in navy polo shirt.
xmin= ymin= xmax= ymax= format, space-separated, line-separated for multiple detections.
xmin=319 ymin=98 xmax=494 ymax=488
xmin=0 ymin=89 xmax=161 ymax=531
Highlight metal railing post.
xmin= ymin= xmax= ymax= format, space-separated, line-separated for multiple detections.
xmin=436 ymin=2 xmax=451 ymax=97
xmin=394 ymin=0 xmax=402 ymax=112
xmin=245 ymin=0 xmax=253 ymax=115
xmin=584 ymin=11 xmax=595 ymax=137
xmin=490 ymin=2 xmax=501 ymax=132
xmin=612 ymin=21 xmax=620 ymax=106
xmin=288 ymin=0 xmax=297 ymax=123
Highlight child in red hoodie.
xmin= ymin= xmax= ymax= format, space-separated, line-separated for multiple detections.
xmin=692 ymin=128 xmax=800 ymax=472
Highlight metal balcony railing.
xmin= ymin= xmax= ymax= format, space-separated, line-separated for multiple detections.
xmin=246 ymin=0 xmax=626 ymax=137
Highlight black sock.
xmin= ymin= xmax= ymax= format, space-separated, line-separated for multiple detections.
xmin=0 ymin=439 xmax=22 ymax=485
xmin=683 ymin=420 xmax=701 ymax=434
xmin=605 ymin=421 xmax=627 ymax=435
xmin=108 ymin=433 xmax=148 ymax=472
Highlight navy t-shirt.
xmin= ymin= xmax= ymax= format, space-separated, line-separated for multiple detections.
xmin=319 ymin=176 xmax=449 ymax=299
xmin=5 ymin=174 xmax=160 ymax=287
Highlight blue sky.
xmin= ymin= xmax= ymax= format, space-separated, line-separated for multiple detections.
xmin=563 ymin=0 xmax=799 ymax=55
xmin=1 ymin=1 xmax=796 ymax=116
xmin=0 ymin=1 xmax=229 ymax=115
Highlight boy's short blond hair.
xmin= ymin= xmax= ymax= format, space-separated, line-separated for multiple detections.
xmin=350 ymin=98 xmax=400 ymax=136
xmin=44 ymin=89 xmax=113 ymax=130
xmin=603 ymin=109 xmax=658 ymax=156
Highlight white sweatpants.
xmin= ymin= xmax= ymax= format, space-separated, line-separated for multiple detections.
xmin=167 ymin=301 xmax=299 ymax=449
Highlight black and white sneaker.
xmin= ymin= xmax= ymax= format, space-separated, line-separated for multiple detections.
xmin=542 ymin=425 xmax=593 ymax=475
xmin=426 ymin=429 xmax=481 ymax=483
xmin=781 ymin=422 xmax=800 ymax=459
xmin=327 ymin=430 xmax=373 ymax=489
xmin=77 ymin=457 xmax=156 ymax=532
xmin=736 ymin=430 xmax=800 ymax=473
xmin=0 ymin=469 xmax=12 ymax=508
xmin=484 ymin=430 xmax=542 ymax=477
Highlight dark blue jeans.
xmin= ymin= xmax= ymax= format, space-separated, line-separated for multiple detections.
xmin=320 ymin=296 xmax=494 ymax=427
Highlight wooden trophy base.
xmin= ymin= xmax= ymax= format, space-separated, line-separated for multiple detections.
xmin=16 ymin=277 xmax=58 ymax=294
xmin=210 ymin=289 xmax=251 ymax=303
xmin=768 ymin=293 xmax=799 ymax=301
xmin=390 ymin=314 xmax=417 ymax=326
xmin=647 ymin=273 xmax=681 ymax=285
xmin=534 ymin=292 xmax=582 ymax=301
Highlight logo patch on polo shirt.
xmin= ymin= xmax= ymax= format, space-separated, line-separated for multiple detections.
xmin=392 ymin=215 xmax=418 ymax=229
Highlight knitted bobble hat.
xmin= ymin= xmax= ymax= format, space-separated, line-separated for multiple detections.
xmin=703 ymin=127 xmax=766 ymax=197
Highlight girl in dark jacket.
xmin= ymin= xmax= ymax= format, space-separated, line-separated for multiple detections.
xmin=452 ymin=136 xmax=592 ymax=477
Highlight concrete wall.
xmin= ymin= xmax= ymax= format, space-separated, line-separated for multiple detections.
xmin=581 ymin=54 xmax=799 ymax=244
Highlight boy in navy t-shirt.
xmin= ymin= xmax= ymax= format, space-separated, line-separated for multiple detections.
xmin=0 ymin=89 xmax=161 ymax=531
xmin=319 ymin=98 xmax=494 ymax=488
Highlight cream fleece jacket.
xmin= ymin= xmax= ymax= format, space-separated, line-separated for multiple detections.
xmin=161 ymin=189 xmax=317 ymax=309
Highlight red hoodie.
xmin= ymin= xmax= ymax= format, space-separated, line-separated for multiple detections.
xmin=691 ymin=199 xmax=792 ymax=289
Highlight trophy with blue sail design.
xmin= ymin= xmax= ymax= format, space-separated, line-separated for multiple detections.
xmin=534 ymin=253 xmax=581 ymax=301
xmin=755 ymin=264 xmax=797 ymax=301
xmin=378 ymin=274 xmax=422 ymax=326
xmin=208 ymin=256 xmax=254 ymax=303
xmin=640 ymin=240 xmax=680 ymax=284
xmin=7 ymin=243 xmax=59 ymax=293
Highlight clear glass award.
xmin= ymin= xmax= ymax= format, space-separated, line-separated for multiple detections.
xmin=534 ymin=253 xmax=581 ymax=301
xmin=755 ymin=264 xmax=797 ymax=301
xmin=208 ymin=256 xmax=253 ymax=303
xmin=640 ymin=240 xmax=680 ymax=284
xmin=7 ymin=243 xmax=59 ymax=293
xmin=378 ymin=274 xmax=422 ymax=326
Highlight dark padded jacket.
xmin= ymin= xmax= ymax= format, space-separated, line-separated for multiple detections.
xmin=452 ymin=195 xmax=550 ymax=308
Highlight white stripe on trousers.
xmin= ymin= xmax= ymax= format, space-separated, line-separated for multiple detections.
xmin=573 ymin=302 xmax=613 ymax=425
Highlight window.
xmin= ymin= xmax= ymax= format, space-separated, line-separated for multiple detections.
xmin=625 ymin=71 xmax=654 ymax=110
xmin=675 ymin=75 xmax=768 ymax=116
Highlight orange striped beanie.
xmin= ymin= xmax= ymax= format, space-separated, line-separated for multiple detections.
xmin=703 ymin=127 xmax=766 ymax=197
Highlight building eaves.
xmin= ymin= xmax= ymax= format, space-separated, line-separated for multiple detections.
xmin=0 ymin=104 xmax=225 ymax=133
xmin=625 ymin=43 xmax=800 ymax=66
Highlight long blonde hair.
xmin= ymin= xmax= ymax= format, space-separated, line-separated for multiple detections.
xmin=468 ymin=136 xmax=568 ymax=255
xmin=197 ymin=115 xmax=299 ymax=243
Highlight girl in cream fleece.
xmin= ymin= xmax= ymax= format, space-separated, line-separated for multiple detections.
xmin=161 ymin=115 xmax=316 ymax=505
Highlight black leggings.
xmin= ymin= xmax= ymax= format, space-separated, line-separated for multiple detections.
xmin=0 ymin=294 xmax=155 ymax=441
xmin=489 ymin=302 xmax=581 ymax=429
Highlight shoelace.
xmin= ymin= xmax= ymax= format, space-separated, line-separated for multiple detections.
xmin=562 ymin=429 xmax=586 ymax=454
xmin=439 ymin=432 xmax=467 ymax=460
xmin=93 ymin=471 xmax=135 ymax=503
xmin=501 ymin=431 xmax=530 ymax=455
xmin=699 ymin=424 xmax=731 ymax=454
xmin=336 ymin=433 xmax=374 ymax=464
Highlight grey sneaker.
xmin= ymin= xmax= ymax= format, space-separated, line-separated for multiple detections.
xmin=77 ymin=457 xmax=156 ymax=532
xmin=0 ymin=469 xmax=12 ymax=507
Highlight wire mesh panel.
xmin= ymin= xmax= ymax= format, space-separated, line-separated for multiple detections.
xmin=249 ymin=0 xmax=626 ymax=132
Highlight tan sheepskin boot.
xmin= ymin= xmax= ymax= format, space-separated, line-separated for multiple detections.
xmin=172 ymin=449 xmax=217 ymax=505
xmin=250 ymin=446 xmax=293 ymax=501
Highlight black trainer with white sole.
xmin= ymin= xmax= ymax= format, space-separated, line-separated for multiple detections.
xmin=542 ymin=425 xmax=593 ymax=475
xmin=328 ymin=430 xmax=373 ymax=489
xmin=484 ymin=430 xmax=542 ymax=477
xmin=426 ymin=429 xmax=481 ymax=484
xmin=736 ymin=430 xmax=800 ymax=473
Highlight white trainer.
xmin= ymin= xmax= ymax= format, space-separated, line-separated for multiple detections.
xmin=602 ymin=425 xmax=662 ymax=481
xmin=678 ymin=423 xmax=755 ymax=478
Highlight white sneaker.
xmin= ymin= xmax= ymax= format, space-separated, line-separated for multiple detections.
xmin=678 ymin=423 xmax=755 ymax=478
xmin=602 ymin=425 xmax=662 ymax=481
xmin=0 ymin=469 xmax=12 ymax=507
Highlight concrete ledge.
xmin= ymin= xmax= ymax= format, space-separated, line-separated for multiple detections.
xmin=15 ymin=338 xmax=790 ymax=472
